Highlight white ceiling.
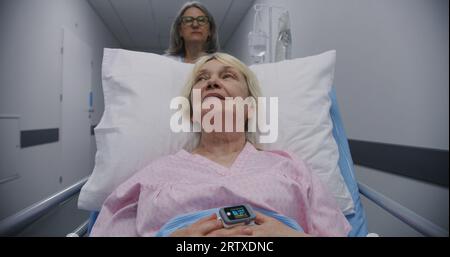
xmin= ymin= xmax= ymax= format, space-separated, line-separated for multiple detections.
xmin=88 ymin=0 xmax=255 ymax=53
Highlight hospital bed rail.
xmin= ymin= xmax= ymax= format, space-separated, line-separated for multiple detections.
xmin=0 ymin=175 xmax=448 ymax=237
xmin=0 ymin=176 xmax=89 ymax=236
xmin=357 ymin=182 xmax=448 ymax=237
xmin=66 ymin=219 xmax=89 ymax=237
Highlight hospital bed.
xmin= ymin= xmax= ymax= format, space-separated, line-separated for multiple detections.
xmin=0 ymin=87 xmax=447 ymax=237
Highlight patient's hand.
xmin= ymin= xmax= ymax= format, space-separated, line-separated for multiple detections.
xmin=206 ymin=211 xmax=310 ymax=237
xmin=245 ymin=211 xmax=310 ymax=237
xmin=169 ymin=213 xmax=252 ymax=237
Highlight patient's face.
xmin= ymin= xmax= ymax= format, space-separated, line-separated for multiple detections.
xmin=191 ymin=59 xmax=251 ymax=130
xmin=193 ymin=59 xmax=249 ymax=100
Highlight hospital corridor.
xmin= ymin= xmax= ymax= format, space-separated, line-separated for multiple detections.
xmin=0 ymin=0 xmax=448 ymax=240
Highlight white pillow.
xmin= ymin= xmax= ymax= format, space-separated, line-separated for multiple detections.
xmin=78 ymin=49 xmax=354 ymax=215
xmin=250 ymin=52 xmax=354 ymax=214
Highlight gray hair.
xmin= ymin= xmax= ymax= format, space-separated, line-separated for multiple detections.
xmin=165 ymin=1 xmax=220 ymax=56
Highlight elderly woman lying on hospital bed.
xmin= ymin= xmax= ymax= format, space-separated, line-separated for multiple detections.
xmin=90 ymin=53 xmax=351 ymax=237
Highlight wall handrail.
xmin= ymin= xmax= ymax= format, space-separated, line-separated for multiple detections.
xmin=0 ymin=176 xmax=89 ymax=236
xmin=0 ymin=115 xmax=20 ymax=119
xmin=358 ymin=182 xmax=449 ymax=237
xmin=0 ymin=173 xmax=20 ymax=185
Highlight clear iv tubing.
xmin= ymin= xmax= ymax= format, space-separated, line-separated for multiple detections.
xmin=252 ymin=4 xmax=286 ymax=33
xmin=252 ymin=4 xmax=287 ymax=62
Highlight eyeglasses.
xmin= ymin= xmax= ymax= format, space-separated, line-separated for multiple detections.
xmin=180 ymin=16 xmax=209 ymax=26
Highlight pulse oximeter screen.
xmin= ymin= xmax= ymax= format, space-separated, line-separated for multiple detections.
xmin=224 ymin=205 xmax=250 ymax=220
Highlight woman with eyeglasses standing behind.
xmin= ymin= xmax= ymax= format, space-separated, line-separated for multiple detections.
xmin=165 ymin=1 xmax=220 ymax=63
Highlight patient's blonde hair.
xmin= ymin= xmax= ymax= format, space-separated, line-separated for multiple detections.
xmin=181 ymin=52 xmax=262 ymax=147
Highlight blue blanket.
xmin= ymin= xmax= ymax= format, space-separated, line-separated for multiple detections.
xmin=155 ymin=207 xmax=304 ymax=237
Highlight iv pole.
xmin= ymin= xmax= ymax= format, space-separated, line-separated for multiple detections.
xmin=251 ymin=4 xmax=288 ymax=63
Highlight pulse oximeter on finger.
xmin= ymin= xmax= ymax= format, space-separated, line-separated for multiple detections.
xmin=218 ymin=204 xmax=256 ymax=228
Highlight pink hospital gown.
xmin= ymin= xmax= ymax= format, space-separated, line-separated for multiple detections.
xmin=90 ymin=142 xmax=351 ymax=236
